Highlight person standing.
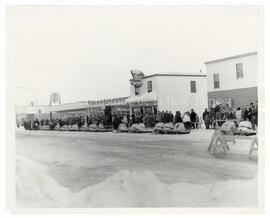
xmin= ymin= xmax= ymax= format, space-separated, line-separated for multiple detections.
xmin=249 ymin=102 xmax=256 ymax=129
xmin=131 ymin=113 xmax=135 ymax=124
xmin=156 ymin=110 xmax=162 ymax=123
xmin=112 ymin=115 xmax=119 ymax=130
xmin=164 ymin=110 xmax=169 ymax=123
xmin=139 ymin=112 xmax=144 ymax=123
xmin=209 ymin=108 xmax=215 ymax=129
xmin=126 ymin=114 xmax=130 ymax=127
xmin=202 ymin=108 xmax=210 ymax=129
xmin=255 ymin=101 xmax=258 ymax=128
xmin=243 ymin=105 xmax=249 ymax=121
xmin=174 ymin=111 xmax=183 ymax=124
xmin=190 ymin=109 xmax=197 ymax=129
xmin=161 ymin=111 xmax=165 ymax=123
xmin=235 ymin=107 xmax=242 ymax=125
xmin=168 ymin=111 xmax=174 ymax=123
xmin=182 ymin=112 xmax=191 ymax=130
xmin=123 ymin=115 xmax=128 ymax=127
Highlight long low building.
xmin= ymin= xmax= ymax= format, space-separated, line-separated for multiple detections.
xmin=51 ymin=97 xmax=130 ymax=118
xmin=16 ymin=97 xmax=130 ymax=121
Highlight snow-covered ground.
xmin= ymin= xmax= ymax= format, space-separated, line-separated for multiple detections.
xmin=15 ymin=129 xmax=258 ymax=208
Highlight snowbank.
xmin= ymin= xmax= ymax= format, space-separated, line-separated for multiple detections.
xmin=16 ymin=155 xmax=257 ymax=208
xmin=16 ymin=155 xmax=71 ymax=207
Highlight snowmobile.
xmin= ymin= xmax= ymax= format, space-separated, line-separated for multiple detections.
xmin=237 ymin=121 xmax=257 ymax=136
xmin=118 ymin=123 xmax=129 ymax=133
xmin=153 ymin=122 xmax=190 ymax=134
xmin=128 ymin=123 xmax=153 ymax=133
xmin=88 ymin=123 xmax=113 ymax=132
xmin=39 ymin=125 xmax=50 ymax=131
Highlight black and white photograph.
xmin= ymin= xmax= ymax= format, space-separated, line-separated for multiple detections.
xmin=3 ymin=3 xmax=265 ymax=213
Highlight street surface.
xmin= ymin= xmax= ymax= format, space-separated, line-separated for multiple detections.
xmin=16 ymin=128 xmax=257 ymax=193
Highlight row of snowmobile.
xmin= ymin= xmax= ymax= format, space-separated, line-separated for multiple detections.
xmin=37 ymin=122 xmax=191 ymax=134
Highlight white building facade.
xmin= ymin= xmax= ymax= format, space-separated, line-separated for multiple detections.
xmin=125 ymin=72 xmax=208 ymax=116
xmin=205 ymin=52 xmax=257 ymax=109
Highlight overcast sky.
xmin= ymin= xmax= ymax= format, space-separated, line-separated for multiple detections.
xmin=6 ymin=6 xmax=263 ymax=106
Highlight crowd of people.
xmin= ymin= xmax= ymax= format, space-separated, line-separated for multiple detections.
xmin=23 ymin=109 xmax=201 ymax=131
xmin=26 ymin=116 xmax=103 ymax=130
xmin=111 ymin=110 xmax=201 ymax=131
xmin=202 ymin=101 xmax=258 ymax=130
xmin=22 ymin=101 xmax=258 ymax=131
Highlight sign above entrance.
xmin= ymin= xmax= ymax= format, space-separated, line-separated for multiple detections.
xmin=215 ymin=97 xmax=233 ymax=108
xmin=130 ymin=69 xmax=145 ymax=88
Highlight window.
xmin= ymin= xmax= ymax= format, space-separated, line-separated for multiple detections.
xmin=147 ymin=81 xmax=152 ymax=93
xmin=190 ymin=81 xmax=196 ymax=93
xmin=213 ymin=73 xmax=220 ymax=89
xmin=236 ymin=63 xmax=243 ymax=79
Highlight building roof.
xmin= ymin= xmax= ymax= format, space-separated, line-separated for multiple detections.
xmin=16 ymin=96 xmax=129 ymax=114
xmin=125 ymin=92 xmax=157 ymax=104
xmin=204 ymin=51 xmax=257 ymax=65
xmin=52 ymin=96 xmax=129 ymax=112
xmin=143 ymin=73 xmax=206 ymax=79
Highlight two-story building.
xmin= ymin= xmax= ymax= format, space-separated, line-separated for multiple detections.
xmin=205 ymin=51 xmax=258 ymax=109
xmin=125 ymin=70 xmax=207 ymax=116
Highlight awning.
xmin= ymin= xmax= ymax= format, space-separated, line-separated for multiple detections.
xmin=125 ymin=92 xmax=158 ymax=104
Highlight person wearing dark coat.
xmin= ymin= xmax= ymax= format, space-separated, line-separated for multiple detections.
xmin=202 ymin=108 xmax=210 ymax=129
xmin=243 ymin=106 xmax=248 ymax=120
xmin=160 ymin=111 xmax=165 ymax=123
xmin=131 ymin=113 xmax=135 ymax=124
xmin=255 ymin=101 xmax=258 ymax=128
xmin=139 ymin=112 xmax=144 ymax=123
xmin=126 ymin=114 xmax=130 ymax=127
xmin=112 ymin=115 xmax=120 ymax=130
xmin=156 ymin=111 xmax=162 ymax=123
xmin=190 ymin=109 xmax=197 ymax=129
xmin=164 ymin=111 xmax=169 ymax=123
xmin=168 ymin=111 xmax=174 ymax=123
xmin=174 ymin=111 xmax=183 ymax=124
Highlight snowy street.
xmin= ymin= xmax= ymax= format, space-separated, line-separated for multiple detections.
xmin=16 ymin=128 xmax=258 ymax=207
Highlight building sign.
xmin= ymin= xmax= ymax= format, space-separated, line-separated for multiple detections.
xmin=215 ymin=97 xmax=233 ymax=108
xmin=130 ymin=69 xmax=145 ymax=88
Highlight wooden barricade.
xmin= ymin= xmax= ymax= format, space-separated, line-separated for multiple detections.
xmin=207 ymin=128 xmax=258 ymax=159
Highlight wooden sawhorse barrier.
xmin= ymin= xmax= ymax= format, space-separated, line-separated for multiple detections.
xmin=207 ymin=129 xmax=258 ymax=159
